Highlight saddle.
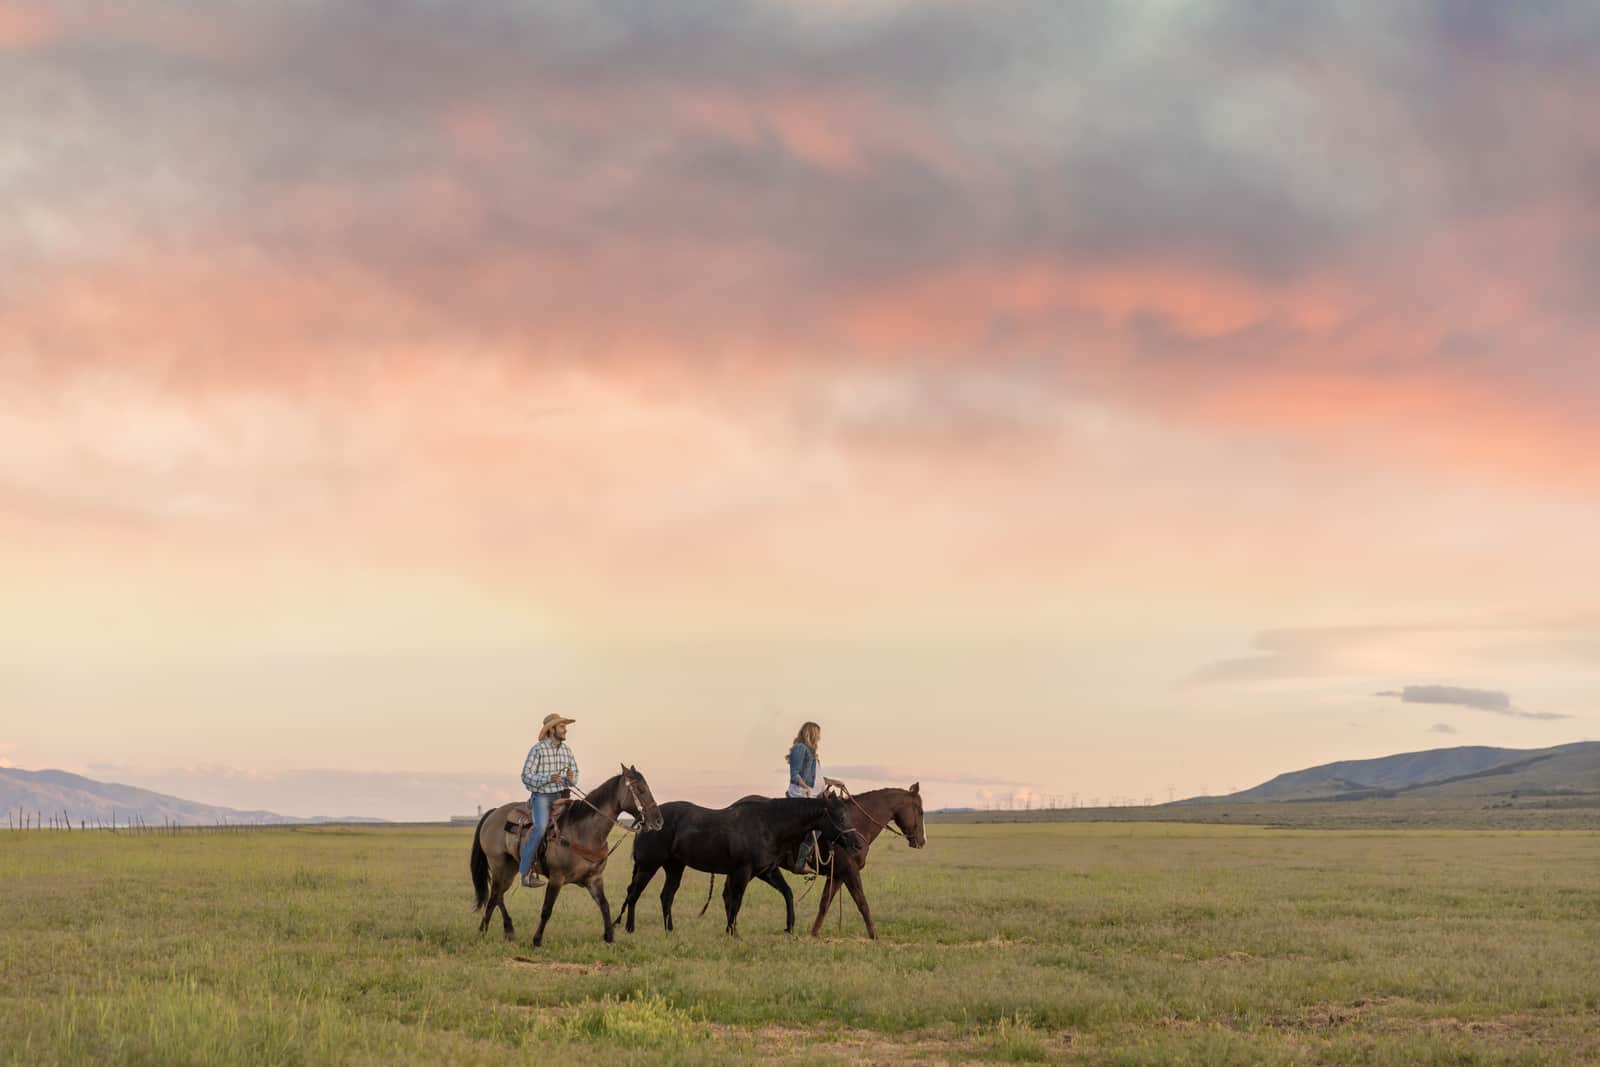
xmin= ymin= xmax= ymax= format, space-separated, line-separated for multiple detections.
xmin=502 ymin=797 xmax=575 ymax=863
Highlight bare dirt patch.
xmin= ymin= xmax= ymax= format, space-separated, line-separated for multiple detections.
xmin=810 ymin=936 xmax=1036 ymax=949
xmin=1267 ymin=1003 xmax=1360 ymax=1030
xmin=1413 ymin=1011 xmax=1596 ymax=1042
xmin=1167 ymin=949 xmax=1267 ymax=966
xmin=709 ymin=1022 xmax=1073 ymax=1065
xmin=507 ymin=956 xmax=622 ymax=975
xmin=1261 ymin=1000 xmax=1597 ymax=1049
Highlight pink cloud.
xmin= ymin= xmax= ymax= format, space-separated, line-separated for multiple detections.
xmin=6 ymin=0 xmax=1600 ymax=539
xmin=0 ymin=3 xmax=56 ymax=48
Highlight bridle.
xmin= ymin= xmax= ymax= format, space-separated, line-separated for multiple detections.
xmin=554 ymin=774 xmax=657 ymax=862
xmin=820 ymin=801 xmax=866 ymax=849
xmin=837 ymin=787 xmax=923 ymax=843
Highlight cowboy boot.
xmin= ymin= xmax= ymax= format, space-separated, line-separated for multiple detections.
xmin=796 ymin=831 xmax=818 ymax=875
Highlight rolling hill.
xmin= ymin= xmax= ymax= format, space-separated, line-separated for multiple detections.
xmin=0 ymin=767 xmax=380 ymax=827
xmin=931 ymin=740 xmax=1600 ymax=830
xmin=1210 ymin=741 xmax=1600 ymax=804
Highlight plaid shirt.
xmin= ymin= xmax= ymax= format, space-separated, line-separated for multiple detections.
xmin=521 ymin=739 xmax=579 ymax=795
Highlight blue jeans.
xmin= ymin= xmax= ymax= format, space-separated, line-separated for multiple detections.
xmin=518 ymin=792 xmax=554 ymax=878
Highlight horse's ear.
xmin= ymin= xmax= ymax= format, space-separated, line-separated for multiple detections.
xmin=620 ymin=762 xmax=629 ymax=774
xmin=629 ymin=764 xmax=639 ymax=774
xmin=909 ymin=782 xmax=920 ymax=794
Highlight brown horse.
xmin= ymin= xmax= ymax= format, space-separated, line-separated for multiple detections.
xmin=470 ymin=765 xmax=662 ymax=946
xmin=794 ymin=784 xmax=926 ymax=938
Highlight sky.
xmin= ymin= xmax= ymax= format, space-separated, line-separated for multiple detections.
xmin=3 ymin=1 xmax=1598 ymax=820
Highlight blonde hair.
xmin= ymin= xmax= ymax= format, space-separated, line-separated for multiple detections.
xmin=789 ymin=721 xmax=821 ymax=758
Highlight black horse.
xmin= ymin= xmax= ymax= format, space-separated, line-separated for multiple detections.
xmin=620 ymin=794 xmax=859 ymax=936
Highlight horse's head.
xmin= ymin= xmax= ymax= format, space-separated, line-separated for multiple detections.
xmin=894 ymin=782 xmax=927 ymax=849
xmin=819 ymin=792 xmax=864 ymax=850
xmin=619 ymin=763 xmax=664 ymax=832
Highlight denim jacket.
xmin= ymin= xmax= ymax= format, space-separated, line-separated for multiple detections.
xmin=788 ymin=742 xmax=818 ymax=792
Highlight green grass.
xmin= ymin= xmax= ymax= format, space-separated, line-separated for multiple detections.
xmin=933 ymin=792 xmax=1600 ymax=830
xmin=2 ymin=823 xmax=1597 ymax=1064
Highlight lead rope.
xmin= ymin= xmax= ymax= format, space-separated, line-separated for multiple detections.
xmin=837 ymin=843 xmax=844 ymax=935
xmin=794 ymin=831 xmax=824 ymax=905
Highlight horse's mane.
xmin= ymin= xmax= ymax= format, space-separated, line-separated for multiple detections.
xmin=559 ymin=772 xmax=628 ymax=835
xmin=853 ymin=786 xmax=914 ymax=802
xmin=841 ymin=787 xmax=921 ymax=838
xmin=856 ymin=787 xmax=922 ymax=810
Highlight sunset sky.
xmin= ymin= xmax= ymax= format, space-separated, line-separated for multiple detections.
xmin=4 ymin=1 xmax=1598 ymax=820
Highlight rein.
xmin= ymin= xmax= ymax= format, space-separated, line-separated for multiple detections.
xmin=550 ymin=777 xmax=646 ymax=863
xmin=841 ymin=789 xmax=905 ymax=839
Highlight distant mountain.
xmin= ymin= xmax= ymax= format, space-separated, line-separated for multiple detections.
xmin=1204 ymin=742 xmax=1600 ymax=804
xmin=0 ymin=768 xmax=383 ymax=827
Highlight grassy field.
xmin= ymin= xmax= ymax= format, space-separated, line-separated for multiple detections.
xmin=930 ymin=794 xmax=1600 ymax=831
xmin=3 ymin=823 xmax=1598 ymax=1065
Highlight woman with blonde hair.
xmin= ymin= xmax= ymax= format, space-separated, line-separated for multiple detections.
xmin=786 ymin=721 xmax=844 ymax=873
xmin=786 ymin=721 xmax=844 ymax=798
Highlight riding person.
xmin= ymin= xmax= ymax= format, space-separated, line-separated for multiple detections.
xmin=519 ymin=714 xmax=579 ymax=888
xmin=786 ymin=721 xmax=845 ymax=871
xmin=787 ymin=721 xmax=845 ymax=798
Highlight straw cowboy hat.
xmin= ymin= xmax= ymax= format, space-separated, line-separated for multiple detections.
xmin=539 ymin=713 xmax=576 ymax=738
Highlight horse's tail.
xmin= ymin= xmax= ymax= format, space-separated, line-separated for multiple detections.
xmin=699 ymin=873 xmax=716 ymax=917
xmin=470 ymin=808 xmax=494 ymax=912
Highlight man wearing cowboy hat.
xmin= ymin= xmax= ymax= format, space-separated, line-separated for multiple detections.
xmin=518 ymin=714 xmax=579 ymax=888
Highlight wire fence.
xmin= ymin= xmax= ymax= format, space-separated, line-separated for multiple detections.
xmin=4 ymin=808 xmax=285 ymax=834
